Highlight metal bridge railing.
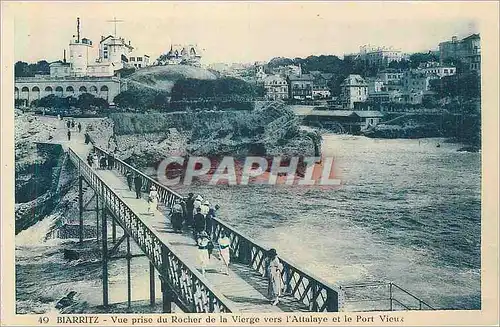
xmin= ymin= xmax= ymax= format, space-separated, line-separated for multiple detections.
xmin=342 ymin=282 xmax=435 ymax=312
xmin=68 ymin=148 xmax=237 ymax=313
xmin=91 ymin=145 xmax=345 ymax=312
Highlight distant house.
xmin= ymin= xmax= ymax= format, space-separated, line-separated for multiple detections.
xmin=439 ymin=33 xmax=480 ymax=74
xmin=340 ymin=74 xmax=368 ymax=109
xmin=298 ymin=109 xmax=384 ymax=133
xmin=262 ymin=75 xmax=289 ymax=100
xmin=287 ymin=74 xmax=314 ymax=100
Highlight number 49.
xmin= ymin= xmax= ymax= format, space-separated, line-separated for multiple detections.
xmin=38 ymin=316 xmax=49 ymax=324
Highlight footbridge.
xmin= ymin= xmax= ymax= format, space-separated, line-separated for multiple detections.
xmin=60 ymin=132 xmax=343 ymax=313
xmin=41 ymin=116 xmax=433 ymax=313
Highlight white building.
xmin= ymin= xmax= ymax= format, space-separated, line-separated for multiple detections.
xmin=345 ymin=45 xmax=407 ymax=67
xmin=262 ymin=75 xmax=288 ymax=100
xmin=129 ymin=53 xmax=151 ymax=69
xmin=418 ymin=62 xmax=456 ymax=78
xmin=98 ymin=35 xmax=134 ymax=70
xmin=47 ymin=18 xmax=147 ymax=78
xmin=340 ymin=74 xmax=368 ymax=109
xmin=156 ymin=44 xmax=202 ymax=66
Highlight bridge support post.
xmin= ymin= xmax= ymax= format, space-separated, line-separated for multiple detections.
xmin=149 ymin=262 xmax=155 ymax=306
xmin=326 ymin=289 xmax=339 ymax=312
xmin=161 ymin=280 xmax=173 ymax=313
xmin=102 ymin=208 xmax=109 ymax=307
xmin=112 ymin=218 xmax=117 ymax=243
xmin=161 ymin=248 xmax=173 ymax=313
xmin=126 ymin=234 xmax=132 ymax=310
xmin=79 ymin=176 xmax=83 ymax=245
xmin=96 ymin=196 xmax=99 ymax=243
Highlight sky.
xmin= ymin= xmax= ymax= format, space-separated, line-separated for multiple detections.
xmin=8 ymin=2 xmax=481 ymax=65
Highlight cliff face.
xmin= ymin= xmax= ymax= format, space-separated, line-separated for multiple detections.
xmin=14 ymin=112 xmax=74 ymax=234
xmin=101 ymin=104 xmax=321 ymax=169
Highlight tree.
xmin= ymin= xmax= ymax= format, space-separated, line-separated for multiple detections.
xmin=409 ymin=52 xmax=439 ymax=69
xmin=15 ymin=61 xmax=30 ymax=77
xmin=77 ymin=93 xmax=96 ymax=110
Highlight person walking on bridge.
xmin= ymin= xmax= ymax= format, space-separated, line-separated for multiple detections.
xmin=66 ymin=120 xmax=71 ymax=129
xmin=196 ymin=231 xmax=211 ymax=276
xmin=107 ymin=152 xmax=115 ymax=170
xmin=147 ymin=185 xmax=159 ymax=214
xmin=67 ymin=129 xmax=71 ymax=141
xmin=92 ymin=152 xmax=99 ymax=169
xmin=218 ymin=231 xmax=232 ymax=275
xmin=193 ymin=207 xmax=205 ymax=240
xmin=265 ymin=248 xmax=283 ymax=306
xmin=134 ymin=174 xmax=143 ymax=199
xmin=125 ymin=171 xmax=134 ymax=191
xmin=78 ymin=122 xmax=82 ymax=133
xmin=170 ymin=198 xmax=184 ymax=233
xmin=185 ymin=193 xmax=195 ymax=228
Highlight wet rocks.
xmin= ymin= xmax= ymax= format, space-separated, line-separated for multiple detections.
xmin=55 ymin=291 xmax=77 ymax=309
xmin=63 ymin=249 xmax=80 ymax=261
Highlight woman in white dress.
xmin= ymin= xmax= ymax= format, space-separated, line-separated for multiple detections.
xmin=266 ymin=248 xmax=283 ymax=305
xmin=92 ymin=153 xmax=99 ymax=169
xmin=147 ymin=185 xmax=158 ymax=214
xmin=218 ymin=231 xmax=231 ymax=275
xmin=197 ymin=232 xmax=210 ymax=276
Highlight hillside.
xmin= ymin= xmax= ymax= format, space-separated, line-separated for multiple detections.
xmin=125 ymin=65 xmax=218 ymax=93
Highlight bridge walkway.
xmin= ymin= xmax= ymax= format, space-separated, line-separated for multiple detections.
xmin=47 ymin=118 xmax=309 ymax=313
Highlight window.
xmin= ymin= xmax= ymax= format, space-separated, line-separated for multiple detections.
xmin=444 ymin=69 xmax=448 ymax=74
xmin=104 ymin=52 xmax=108 ymax=59
xmin=138 ymin=64 xmax=141 ymax=68
xmin=137 ymin=57 xmax=143 ymax=62
xmin=130 ymin=57 xmax=135 ymax=61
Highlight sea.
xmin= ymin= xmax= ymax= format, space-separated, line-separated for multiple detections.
xmin=15 ymin=134 xmax=481 ymax=312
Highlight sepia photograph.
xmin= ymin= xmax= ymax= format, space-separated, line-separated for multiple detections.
xmin=1 ymin=1 xmax=498 ymax=325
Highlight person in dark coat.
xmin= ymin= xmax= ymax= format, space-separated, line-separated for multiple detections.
xmin=134 ymin=174 xmax=143 ymax=199
xmin=193 ymin=207 xmax=205 ymax=240
xmin=171 ymin=199 xmax=185 ymax=233
xmin=205 ymin=204 xmax=220 ymax=237
xmin=185 ymin=193 xmax=195 ymax=228
xmin=87 ymin=153 xmax=93 ymax=167
xmin=67 ymin=129 xmax=71 ymax=141
xmin=71 ymin=120 xmax=75 ymax=128
xmin=126 ymin=171 xmax=134 ymax=191
xmin=107 ymin=152 xmax=114 ymax=170
xmin=84 ymin=133 xmax=90 ymax=144
xmin=78 ymin=122 xmax=82 ymax=133
xmin=66 ymin=120 xmax=71 ymax=129
xmin=99 ymin=155 xmax=107 ymax=169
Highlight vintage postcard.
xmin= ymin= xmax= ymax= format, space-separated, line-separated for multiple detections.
xmin=1 ymin=1 xmax=498 ymax=326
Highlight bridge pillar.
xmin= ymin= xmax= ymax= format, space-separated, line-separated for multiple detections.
xmin=161 ymin=249 xmax=174 ymax=313
xmin=326 ymin=289 xmax=339 ymax=312
xmin=102 ymin=208 xmax=109 ymax=307
xmin=149 ymin=262 xmax=156 ymax=306
xmin=96 ymin=196 xmax=99 ymax=244
xmin=161 ymin=280 xmax=173 ymax=313
xmin=79 ymin=176 xmax=83 ymax=245
xmin=126 ymin=234 xmax=132 ymax=310
xmin=112 ymin=217 xmax=117 ymax=243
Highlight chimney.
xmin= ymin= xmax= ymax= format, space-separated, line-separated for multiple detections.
xmin=77 ymin=17 xmax=80 ymax=42
xmin=63 ymin=50 xmax=66 ymax=63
